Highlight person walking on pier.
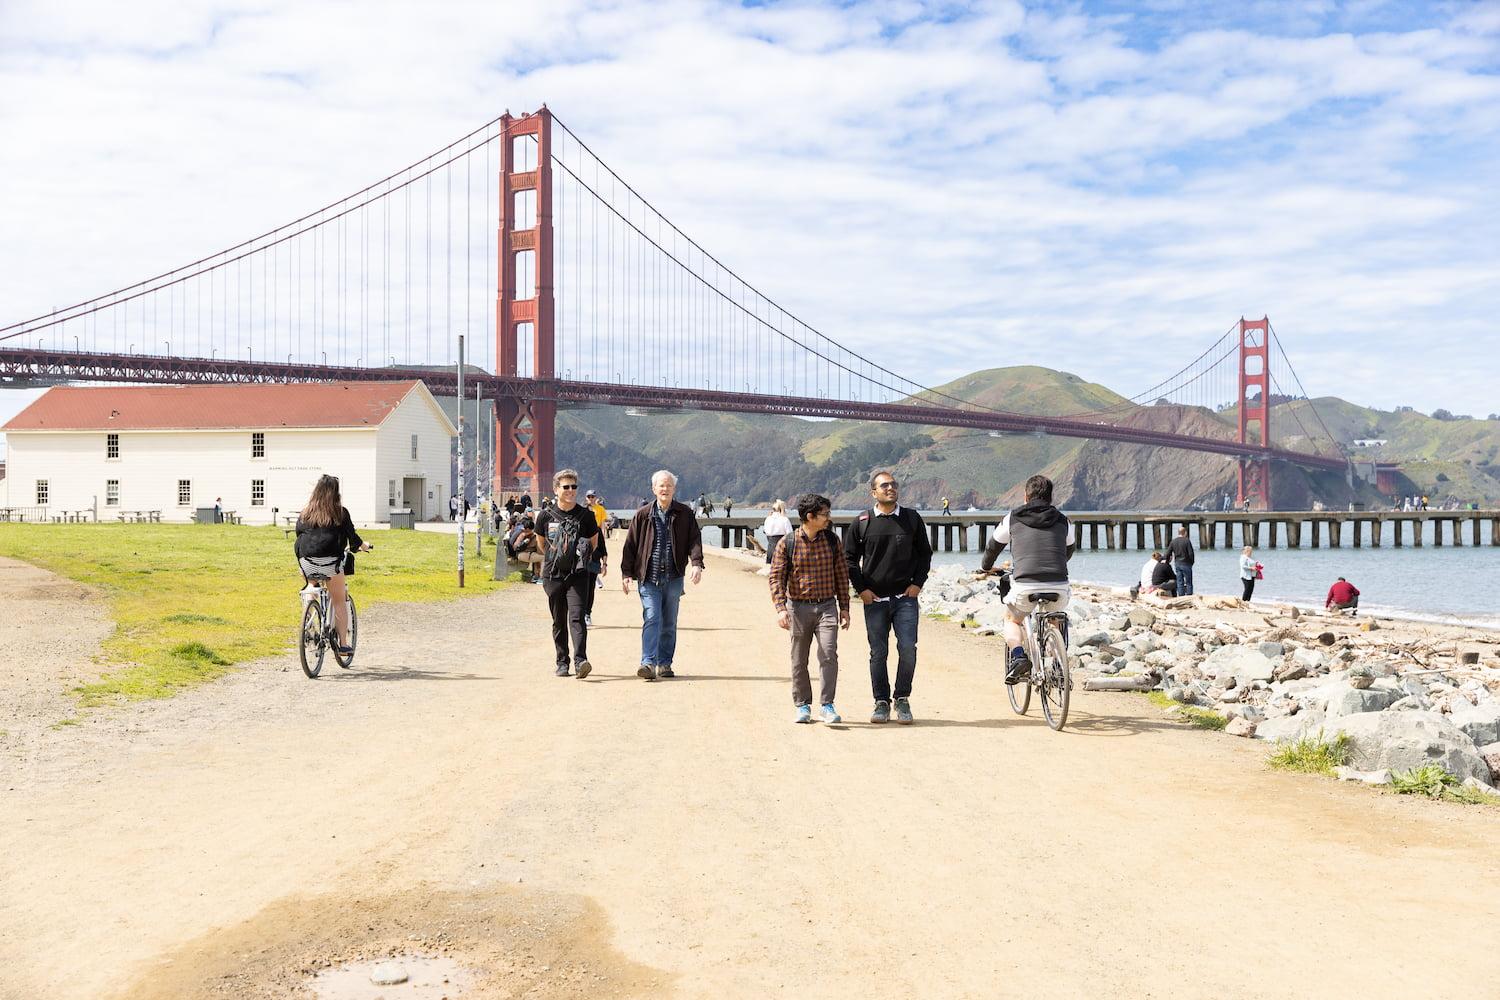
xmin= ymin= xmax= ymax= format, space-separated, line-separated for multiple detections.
xmin=770 ymin=493 xmax=850 ymax=724
xmin=724 ymin=497 xmax=734 ymax=517
xmin=1326 ymin=577 xmax=1360 ymax=614
xmin=535 ymin=469 xmax=602 ymax=678
xmin=620 ymin=470 xmax=704 ymax=681
xmin=941 ymin=496 xmax=951 ymax=516
xmin=846 ymin=471 xmax=931 ymax=725
xmin=1167 ymin=526 xmax=1195 ymax=596
xmin=762 ymin=500 xmax=792 ymax=566
xmin=1239 ymin=546 xmax=1261 ymax=602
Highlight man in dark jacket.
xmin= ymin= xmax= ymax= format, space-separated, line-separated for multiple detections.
xmin=845 ymin=470 xmax=932 ymax=724
xmin=619 ymin=469 xmax=705 ymax=681
xmin=1166 ymin=526 xmax=1195 ymax=596
xmin=981 ymin=474 xmax=1075 ymax=684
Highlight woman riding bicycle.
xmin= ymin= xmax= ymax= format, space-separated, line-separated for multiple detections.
xmin=294 ymin=475 xmax=370 ymax=655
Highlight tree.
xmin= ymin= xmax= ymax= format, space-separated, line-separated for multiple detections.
xmin=1431 ymin=408 xmax=1455 ymax=421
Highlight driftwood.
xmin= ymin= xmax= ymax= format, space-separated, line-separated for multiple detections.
xmin=1084 ymin=675 xmax=1156 ymax=692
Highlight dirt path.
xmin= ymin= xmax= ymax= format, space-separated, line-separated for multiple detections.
xmin=2 ymin=549 xmax=1499 ymax=999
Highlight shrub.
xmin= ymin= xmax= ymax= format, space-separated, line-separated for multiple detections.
xmin=1266 ymin=733 xmax=1351 ymax=776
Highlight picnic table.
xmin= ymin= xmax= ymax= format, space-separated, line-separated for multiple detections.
xmin=51 ymin=510 xmax=94 ymax=523
xmin=116 ymin=510 xmax=163 ymax=523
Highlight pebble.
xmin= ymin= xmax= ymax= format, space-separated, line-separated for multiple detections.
xmin=370 ymin=961 xmax=409 ymax=985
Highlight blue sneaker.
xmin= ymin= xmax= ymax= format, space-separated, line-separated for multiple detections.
xmin=820 ymin=704 xmax=842 ymax=724
xmin=893 ymin=697 xmax=913 ymax=724
xmin=794 ymin=704 xmax=813 ymax=724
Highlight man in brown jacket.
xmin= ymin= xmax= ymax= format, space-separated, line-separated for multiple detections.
xmin=619 ymin=470 xmax=705 ymax=681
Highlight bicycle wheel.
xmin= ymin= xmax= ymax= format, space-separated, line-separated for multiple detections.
xmin=1038 ymin=623 xmax=1071 ymax=731
xmin=299 ymin=599 xmax=326 ymax=678
xmin=1005 ymin=644 xmax=1032 ymax=715
xmin=333 ymin=594 xmax=357 ymax=669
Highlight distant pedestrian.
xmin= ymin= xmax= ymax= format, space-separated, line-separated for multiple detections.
xmin=535 ymin=469 xmax=602 ymax=678
xmin=1241 ymin=496 xmax=1252 ymax=513
xmin=1167 ymin=525 xmax=1195 ymax=596
xmin=769 ymin=493 xmax=850 ymax=724
xmin=1239 ymin=545 xmax=1261 ymax=602
xmin=583 ymin=490 xmax=611 ymax=626
xmin=762 ymin=500 xmax=793 ymax=565
xmin=1326 ymin=577 xmax=1360 ymax=614
xmin=449 ymin=494 xmax=460 ymax=521
xmin=724 ymin=497 xmax=734 ymax=517
xmin=941 ymin=496 xmax=951 ymax=516
xmin=619 ymin=470 xmax=705 ymax=681
xmin=696 ymin=492 xmax=708 ymax=517
xmin=846 ymin=470 xmax=931 ymax=725
xmin=214 ymin=497 xmax=223 ymax=523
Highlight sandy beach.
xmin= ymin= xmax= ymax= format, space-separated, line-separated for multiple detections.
xmin=3 ymin=548 xmax=1500 ymax=999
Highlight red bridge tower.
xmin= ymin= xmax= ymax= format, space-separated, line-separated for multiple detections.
xmin=1236 ymin=316 xmax=1272 ymax=511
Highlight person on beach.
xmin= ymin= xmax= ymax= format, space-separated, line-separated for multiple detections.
xmin=619 ymin=470 xmax=705 ymax=681
xmin=762 ymin=500 xmax=792 ymax=566
xmin=1150 ymin=552 xmax=1176 ymax=595
xmin=535 ymin=469 xmax=602 ymax=678
xmin=769 ymin=493 xmax=850 ymax=724
xmin=846 ymin=470 xmax=932 ymax=725
xmin=1326 ymin=577 xmax=1360 ymax=614
xmin=1167 ymin=526 xmax=1195 ymax=596
xmin=1239 ymin=546 xmax=1261 ymax=602
xmin=980 ymin=475 xmax=1074 ymax=684
xmin=1137 ymin=553 xmax=1159 ymax=597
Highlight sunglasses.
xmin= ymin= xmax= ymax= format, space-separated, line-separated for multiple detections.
xmin=559 ymin=484 xmax=579 ymax=491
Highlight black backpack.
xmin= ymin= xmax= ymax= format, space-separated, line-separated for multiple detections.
xmin=542 ymin=513 xmax=584 ymax=580
xmin=780 ymin=528 xmax=840 ymax=563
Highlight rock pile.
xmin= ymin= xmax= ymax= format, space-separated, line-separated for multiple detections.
xmin=920 ymin=566 xmax=1500 ymax=791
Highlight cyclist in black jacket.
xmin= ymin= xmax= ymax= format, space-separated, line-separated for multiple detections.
xmin=294 ymin=475 xmax=370 ymax=655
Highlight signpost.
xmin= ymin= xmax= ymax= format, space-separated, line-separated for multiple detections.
xmin=456 ymin=335 xmax=466 ymax=588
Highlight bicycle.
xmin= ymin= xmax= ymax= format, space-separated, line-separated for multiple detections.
xmin=976 ymin=571 xmax=1071 ymax=730
xmin=297 ymin=548 xmax=368 ymax=678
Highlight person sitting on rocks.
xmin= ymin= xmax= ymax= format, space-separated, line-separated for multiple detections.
xmin=1325 ymin=577 xmax=1360 ymax=615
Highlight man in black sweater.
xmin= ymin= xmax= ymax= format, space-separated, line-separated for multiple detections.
xmin=845 ymin=470 xmax=933 ymax=725
xmin=1167 ymin=526 xmax=1195 ymax=596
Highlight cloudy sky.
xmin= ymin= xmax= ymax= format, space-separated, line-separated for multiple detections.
xmin=1 ymin=0 xmax=1497 ymax=451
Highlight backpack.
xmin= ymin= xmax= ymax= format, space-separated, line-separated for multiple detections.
xmin=542 ymin=512 xmax=584 ymax=580
xmin=780 ymin=528 xmax=840 ymax=563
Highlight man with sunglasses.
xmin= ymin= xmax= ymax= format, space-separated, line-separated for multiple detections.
xmin=845 ymin=470 xmax=932 ymax=724
xmin=535 ymin=469 xmax=603 ymax=678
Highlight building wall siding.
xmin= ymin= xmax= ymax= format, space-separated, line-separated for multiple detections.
xmin=373 ymin=389 xmax=456 ymax=522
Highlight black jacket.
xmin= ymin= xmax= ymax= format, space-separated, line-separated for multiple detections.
xmin=844 ymin=506 xmax=933 ymax=598
xmin=619 ymin=500 xmax=705 ymax=580
xmin=294 ymin=507 xmax=364 ymax=559
xmin=1166 ymin=535 xmax=1195 ymax=565
xmin=1151 ymin=559 xmax=1176 ymax=588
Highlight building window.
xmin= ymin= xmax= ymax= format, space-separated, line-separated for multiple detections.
xmin=36 ymin=480 xmax=48 ymax=505
xmin=106 ymin=433 xmax=119 ymax=459
xmin=411 ymin=434 xmax=419 ymax=460
xmin=388 ymin=479 xmax=397 ymax=507
xmin=251 ymin=480 xmax=265 ymax=506
xmin=251 ymin=432 xmax=265 ymax=458
xmin=178 ymin=480 xmax=191 ymax=506
xmin=106 ymin=480 xmax=119 ymax=506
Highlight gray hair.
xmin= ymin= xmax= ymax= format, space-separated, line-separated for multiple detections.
xmin=651 ymin=469 xmax=678 ymax=488
xmin=553 ymin=468 xmax=580 ymax=489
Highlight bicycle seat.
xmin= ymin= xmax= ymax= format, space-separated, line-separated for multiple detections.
xmin=1027 ymin=592 xmax=1061 ymax=603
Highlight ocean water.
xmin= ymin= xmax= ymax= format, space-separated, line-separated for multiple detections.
xmin=714 ymin=510 xmax=1500 ymax=628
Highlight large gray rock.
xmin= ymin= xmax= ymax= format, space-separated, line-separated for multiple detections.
xmin=1324 ymin=685 xmax=1401 ymax=719
xmin=1225 ymin=717 xmax=1257 ymax=738
xmin=1447 ymin=702 xmax=1500 ymax=747
xmin=1480 ymin=743 xmax=1500 ymax=783
xmin=1101 ymin=615 xmax=1130 ymax=632
xmin=1389 ymin=694 xmax=1432 ymax=712
xmin=1202 ymin=644 xmax=1278 ymax=685
xmin=1253 ymin=710 xmax=1326 ymax=743
xmin=1324 ymin=711 xmax=1491 ymax=786
xmin=1127 ymin=608 xmax=1156 ymax=629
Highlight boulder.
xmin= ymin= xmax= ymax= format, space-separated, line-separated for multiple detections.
xmin=1202 ymin=644 xmax=1278 ymax=685
xmin=1346 ymin=664 xmax=1374 ymax=690
xmin=1169 ymin=636 xmax=1200 ymax=656
xmin=1317 ymin=631 xmax=1337 ymax=646
xmin=1334 ymin=766 xmax=1393 ymax=785
xmin=1225 ymin=717 xmax=1257 ymax=738
xmin=1258 ymin=641 xmax=1285 ymax=659
xmin=1078 ymin=630 xmax=1111 ymax=648
xmin=1274 ymin=662 xmax=1309 ymax=683
xmin=1101 ymin=615 xmax=1130 ymax=632
xmin=1480 ymin=743 xmax=1500 ymax=784
xmin=1323 ymin=711 xmax=1491 ymax=786
xmin=1253 ymin=710 xmax=1327 ymax=743
xmin=1389 ymin=694 xmax=1431 ymax=712
xmin=1462 ymin=776 xmax=1500 ymax=800
xmin=1447 ymin=702 xmax=1500 ymax=747
xmin=1127 ymin=608 xmax=1156 ymax=629
xmin=1325 ymin=686 xmax=1400 ymax=719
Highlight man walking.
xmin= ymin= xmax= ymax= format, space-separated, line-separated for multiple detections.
xmin=535 ymin=469 xmax=602 ymax=678
xmin=845 ymin=470 xmax=931 ymax=725
xmin=582 ymin=490 xmax=610 ymax=626
xmin=769 ymin=493 xmax=850 ymax=724
xmin=449 ymin=494 xmax=460 ymax=521
xmin=1166 ymin=525 xmax=1195 ymax=596
xmin=620 ymin=470 xmax=704 ymax=681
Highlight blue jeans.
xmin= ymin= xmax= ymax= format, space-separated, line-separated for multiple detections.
xmin=639 ymin=575 xmax=685 ymax=668
xmin=864 ymin=594 xmax=919 ymax=703
xmin=1173 ymin=562 xmax=1194 ymax=596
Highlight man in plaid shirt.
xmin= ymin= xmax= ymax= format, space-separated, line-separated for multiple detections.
xmin=769 ymin=493 xmax=851 ymax=724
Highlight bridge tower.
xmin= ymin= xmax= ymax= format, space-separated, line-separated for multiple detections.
xmin=1236 ymin=316 xmax=1272 ymax=511
xmin=494 ymin=108 xmax=556 ymax=501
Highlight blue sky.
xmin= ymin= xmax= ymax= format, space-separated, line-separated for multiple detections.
xmin=0 ymin=0 xmax=1497 ymax=452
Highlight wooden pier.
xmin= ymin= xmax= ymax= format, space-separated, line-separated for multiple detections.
xmin=699 ymin=510 xmax=1500 ymax=553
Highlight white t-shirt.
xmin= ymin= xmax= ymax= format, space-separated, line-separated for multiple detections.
xmin=762 ymin=513 xmax=793 ymax=537
xmin=1140 ymin=558 xmax=1158 ymax=590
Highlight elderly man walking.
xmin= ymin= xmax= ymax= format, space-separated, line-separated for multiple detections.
xmin=620 ymin=470 xmax=704 ymax=681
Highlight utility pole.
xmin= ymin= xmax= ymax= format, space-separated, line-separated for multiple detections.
xmin=475 ymin=380 xmax=485 ymax=554
xmin=456 ymin=335 xmax=466 ymax=588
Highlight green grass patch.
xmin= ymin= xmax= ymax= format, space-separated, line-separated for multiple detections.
xmin=0 ymin=523 xmax=510 ymax=706
xmin=1390 ymin=764 xmax=1498 ymax=806
xmin=1145 ymin=690 xmax=1228 ymax=730
xmin=1266 ymin=733 xmax=1352 ymax=776
xmin=49 ymin=718 xmax=80 ymax=730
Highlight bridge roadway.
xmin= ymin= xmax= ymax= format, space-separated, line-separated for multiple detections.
xmin=0 ymin=347 xmax=1347 ymax=471
xmin=701 ymin=509 xmax=1500 ymax=553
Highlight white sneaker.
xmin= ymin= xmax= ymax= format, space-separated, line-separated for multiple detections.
xmin=820 ymin=704 xmax=842 ymax=724
xmin=584 ymin=614 xmax=592 ymax=627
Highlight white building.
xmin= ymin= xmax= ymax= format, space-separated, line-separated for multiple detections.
xmin=1 ymin=380 xmax=456 ymax=523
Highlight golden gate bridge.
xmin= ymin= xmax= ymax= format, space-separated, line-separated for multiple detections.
xmin=0 ymin=107 xmax=1346 ymax=508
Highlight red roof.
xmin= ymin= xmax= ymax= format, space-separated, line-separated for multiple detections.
xmin=2 ymin=381 xmax=435 ymax=432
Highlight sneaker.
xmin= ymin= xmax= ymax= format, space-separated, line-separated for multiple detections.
xmin=1005 ymin=651 xmax=1031 ymax=685
xmin=575 ymin=659 xmax=592 ymax=680
xmin=584 ymin=614 xmax=592 ymax=627
xmin=555 ymin=664 xmax=571 ymax=677
xmin=656 ymin=665 xmax=675 ymax=679
xmin=871 ymin=700 xmax=891 ymax=724
xmin=820 ymin=704 xmax=842 ymax=724
xmin=637 ymin=664 xmax=657 ymax=681
xmin=794 ymin=704 xmax=813 ymax=724
xmin=893 ymin=697 xmax=914 ymax=724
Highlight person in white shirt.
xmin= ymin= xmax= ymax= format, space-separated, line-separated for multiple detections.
xmin=761 ymin=500 xmax=793 ymax=565
xmin=1239 ymin=546 xmax=1260 ymax=602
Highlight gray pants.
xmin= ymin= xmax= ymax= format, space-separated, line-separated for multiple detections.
xmin=789 ymin=598 xmax=839 ymax=707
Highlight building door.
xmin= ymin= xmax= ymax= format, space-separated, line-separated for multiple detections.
xmin=402 ymin=477 xmax=425 ymax=520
